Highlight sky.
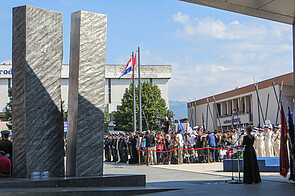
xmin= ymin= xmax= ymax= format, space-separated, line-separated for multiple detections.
xmin=0 ymin=0 xmax=293 ymax=104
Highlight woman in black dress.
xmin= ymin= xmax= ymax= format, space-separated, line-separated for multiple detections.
xmin=242 ymin=126 xmax=261 ymax=184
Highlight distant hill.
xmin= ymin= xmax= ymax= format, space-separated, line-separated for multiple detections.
xmin=169 ymin=100 xmax=187 ymax=119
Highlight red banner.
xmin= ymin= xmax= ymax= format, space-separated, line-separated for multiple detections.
xmin=280 ymin=103 xmax=289 ymax=178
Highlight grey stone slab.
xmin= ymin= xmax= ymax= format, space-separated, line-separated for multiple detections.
xmin=0 ymin=175 xmax=146 ymax=188
xmin=12 ymin=5 xmax=64 ymax=178
xmin=67 ymin=11 xmax=107 ymax=177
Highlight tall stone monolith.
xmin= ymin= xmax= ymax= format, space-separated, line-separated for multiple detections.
xmin=66 ymin=11 xmax=107 ymax=177
xmin=12 ymin=6 xmax=64 ymax=178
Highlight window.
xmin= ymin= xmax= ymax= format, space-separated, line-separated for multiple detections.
xmin=216 ymin=103 xmax=221 ymax=116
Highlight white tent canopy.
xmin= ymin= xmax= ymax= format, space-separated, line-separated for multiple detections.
xmin=181 ymin=0 xmax=295 ymax=24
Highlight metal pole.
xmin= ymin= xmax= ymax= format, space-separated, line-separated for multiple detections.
xmin=254 ymin=82 xmax=265 ymax=126
xmin=258 ymin=97 xmax=261 ymax=127
xmin=138 ymin=47 xmax=142 ymax=132
xmin=189 ymin=102 xmax=195 ymax=126
xmin=132 ymin=52 xmax=136 ymax=133
xmin=206 ymin=98 xmax=217 ymax=131
xmin=292 ymin=23 xmax=295 ymax=180
xmin=293 ymin=23 xmax=295 ymax=130
xmin=265 ymin=93 xmax=270 ymax=121
xmin=236 ymin=97 xmax=242 ymax=129
xmin=206 ymin=102 xmax=209 ymax=132
xmin=207 ymin=145 xmax=210 ymax=163
xmin=194 ymin=101 xmax=197 ymax=127
xmin=275 ymin=81 xmax=284 ymax=125
xmin=238 ymin=149 xmax=241 ymax=182
xmin=272 ymin=82 xmax=280 ymax=107
xmin=212 ymin=94 xmax=223 ymax=133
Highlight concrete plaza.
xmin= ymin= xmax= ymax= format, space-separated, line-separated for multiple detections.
xmin=104 ymin=162 xmax=295 ymax=195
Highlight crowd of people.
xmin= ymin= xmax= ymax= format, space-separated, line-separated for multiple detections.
xmin=103 ymin=122 xmax=282 ymax=165
xmin=0 ymin=120 xmax=282 ymax=179
xmin=0 ymin=130 xmax=12 ymax=177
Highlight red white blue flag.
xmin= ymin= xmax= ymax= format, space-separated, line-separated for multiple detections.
xmin=119 ymin=57 xmax=132 ymax=79
xmin=131 ymin=52 xmax=137 ymax=80
xmin=119 ymin=52 xmax=137 ymax=79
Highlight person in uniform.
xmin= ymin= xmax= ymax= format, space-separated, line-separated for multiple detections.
xmin=252 ymin=127 xmax=259 ymax=155
xmin=237 ymin=129 xmax=244 ymax=146
xmin=130 ymin=132 xmax=139 ymax=164
xmin=221 ymin=131 xmax=228 ymax=147
xmin=255 ymin=128 xmax=265 ymax=157
xmin=116 ymin=133 xmax=121 ymax=163
xmin=118 ymin=134 xmax=128 ymax=163
xmin=0 ymin=131 xmax=12 ymax=160
xmin=104 ymin=134 xmax=112 ymax=162
xmin=176 ymin=130 xmax=184 ymax=164
xmin=195 ymin=130 xmax=206 ymax=163
xmin=264 ymin=125 xmax=274 ymax=157
xmin=273 ymin=125 xmax=281 ymax=157
xmin=231 ymin=130 xmax=239 ymax=146
xmin=214 ymin=131 xmax=222 ymax=162
xmin=111 ymin=134 xmax=118 ymax=162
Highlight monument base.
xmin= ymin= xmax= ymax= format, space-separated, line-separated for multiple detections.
xmin=223 ymin=157 xmax=280 ymax=172
xmin=0 ymin=175 xmax=178 ymax=195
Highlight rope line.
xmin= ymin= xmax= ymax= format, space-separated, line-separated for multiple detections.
xmin=138 ymin=147 xmax=231 ymax=153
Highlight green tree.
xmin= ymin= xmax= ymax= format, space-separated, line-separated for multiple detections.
xmin=114 ymin=82 xmax=172 ymax=132
xmin=5 ymin=87 xmax=12 ymax=130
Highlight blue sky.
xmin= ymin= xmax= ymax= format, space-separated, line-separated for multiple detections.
xmin=0 ymin=0 xmax=293 ymax=103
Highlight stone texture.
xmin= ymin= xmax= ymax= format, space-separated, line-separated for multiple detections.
xmin=12 ymin=6 xmax=64 ymax=178
xmin=67 ymin=11 xmax=106 ymax=177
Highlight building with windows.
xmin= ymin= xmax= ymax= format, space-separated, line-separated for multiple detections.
xmin=0 ymin=63 xmax=171 ymax=125
xmin=188 ymin=73 xmax=293 ymax=131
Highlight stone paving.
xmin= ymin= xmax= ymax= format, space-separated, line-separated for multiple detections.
xmin=104 ymin=162 xmax=295 ymax=195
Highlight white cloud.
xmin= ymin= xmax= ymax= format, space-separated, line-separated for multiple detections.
xmin=124 ymin=44 xmax=291 ymax=102
xmin=172 ymin=12 xmax=291 ymax=42
xmin=115 ymin=13 xmax=292 ymax=102
xmin=230 ymin=20 xmax=240 ymax=25
xmin=172 ymin=12 xmax=190 ymax=24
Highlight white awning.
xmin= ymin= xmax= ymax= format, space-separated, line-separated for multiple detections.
xmin=181 ymin=0 xmax=295 ymax=24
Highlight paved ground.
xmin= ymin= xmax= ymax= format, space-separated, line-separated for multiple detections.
xmin=104 ymin=162 xmax=295 ymax=195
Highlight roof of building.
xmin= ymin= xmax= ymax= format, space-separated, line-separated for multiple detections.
xmin=189 ymin=72 xmax=293 ymax=107
xmin=181 ymin=0 xmax=295 ymax=25
xmin=105 ymin=64 xmax=172 ymax=79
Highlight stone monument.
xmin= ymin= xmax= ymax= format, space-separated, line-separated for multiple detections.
xmin=12 ymin=6 xmax=64 ymax=178
xmin=66 ymin=11 xmax=107 ymax=177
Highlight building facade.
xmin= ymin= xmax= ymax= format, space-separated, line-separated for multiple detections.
xmin=188 ymin=73 xmax=293 ymax=131
xmin=0 ymin=63 xmax=171 ymax=122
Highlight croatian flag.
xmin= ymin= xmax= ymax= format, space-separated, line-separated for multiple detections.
xmin=119 ymin=58 xmax=132 ymax=79
xmin=131 ymin=52 xmax=137 ymax=79
xmin=119 ymin=52 xmax=137 ymax=79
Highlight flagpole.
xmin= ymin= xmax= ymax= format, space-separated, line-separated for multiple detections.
xmin=206 ymin=97 xmax=217 ymax=132
xmin=264 ymin=93 xmax=270 ymax=121
xmin=138 ymin=47 xmax=142 ymax=133
xmin=212 ymin=94 xmax=223 ymax=133
xmin=132 ymin=52 xmax=136 ymax=133
xmin=253 ymin=79 xmax=265 ymax=126
xmin=275 ymin=81 xmax=284 ymax=125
